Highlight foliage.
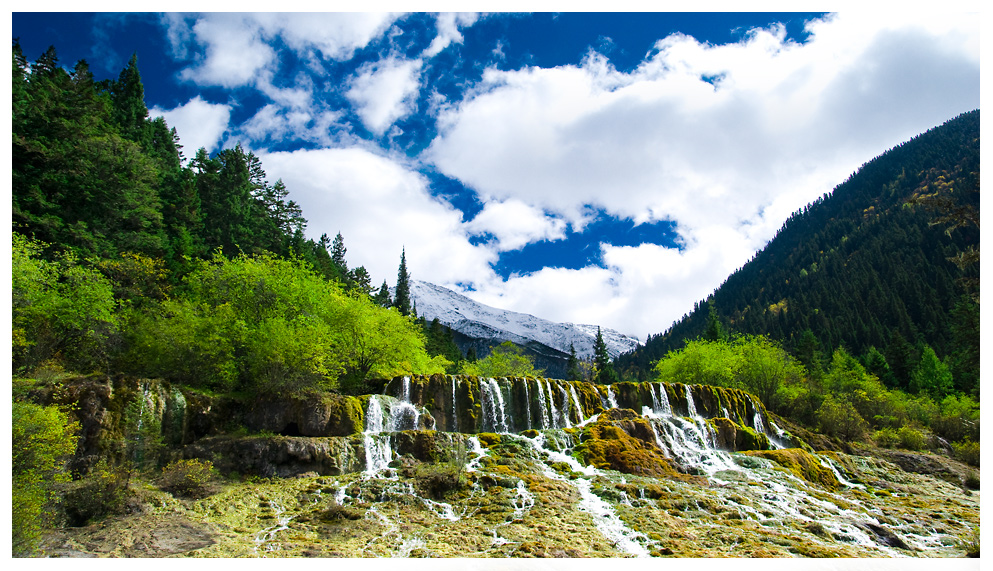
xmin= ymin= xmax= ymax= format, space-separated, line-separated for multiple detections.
xmin=815 ymin=394 xmax=868 ymax=441
xmin=12 ymin=399 xmax=79 ymax=555
xmin=61 ymin=460 xmax=131 ymax=527
xmin=393 ymin=249 xmax=412 ymax=316
xmin=653 ymin=336 xmax=805 ymax=413
xmin=592 ymin=327 xmax=618 ymax=384
xmin=159 ymin=459 xmax=215 ymax=498
xmin=12 ymin=234 xmax=119 ymax=373
xmin=952 ymin=439 xmax=980 ymax=468
xmin=618 ymin=111 xmax=979 ymax=393
xmin=910 ymin=346 xmax=954 ymax=399
xmin=460 ymin=341 xmax=544 ymax=378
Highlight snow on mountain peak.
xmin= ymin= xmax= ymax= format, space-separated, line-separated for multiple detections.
xmin=409 ymin=280 xmax=640 ymax=359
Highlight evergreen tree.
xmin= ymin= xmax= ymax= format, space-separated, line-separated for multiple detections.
xmin=567 ymin=343 xmax=581 ymax=381
xmin=702 ymin=302 xmax=728 ymax=342
xmin=910 ymin=346 xmax=954 ymax=399
xmin=592 ymin=327 xmax=618 ymax=384
xmin=393 ymin=249 xmax=412 ymax=316
xmin=331 ymin=232 xmax=348 ymax=272
xmin=374 ymin=280 xmax=392 ymax=308
xmin=349 ymin=266 xmax=373 ymax=296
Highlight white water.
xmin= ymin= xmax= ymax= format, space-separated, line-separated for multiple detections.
xmin=451 ymin=377 xmax=459 ymax=432
xmin=559 ymin=385 xmax=573 ymax=428
xmin=253 ymin=500 xmax=292 ymax=556
xmin=520 ymin=433 xmax=650 ymax=557
xmin=606 ymin=385 xmax=619 ymax=409
xmin=512 ymin=480 xmax=536 ymax=520
xmin=546 ymin=380 xmax=561 ymax=429
xmin=535 ymin=380 xmax=551 ymax=430
xmin=569 ymin=384 xmax=587 ymax=424
xmin=363 ymin=396 xmax=393 ymax=476
xmin=522 ymin=379 xmax=532 ymax=429
xmin=481 ymin=378 xmax=510 ymax=433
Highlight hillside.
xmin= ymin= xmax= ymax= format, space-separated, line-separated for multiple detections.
xmin=616 ymin=110 xmax=980 ymax=389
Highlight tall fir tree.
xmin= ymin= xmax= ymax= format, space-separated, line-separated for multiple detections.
xmin=592 ymin=327 xmax=618 ymax=384
xmin=393 ymin=249 xmax=412 ymax=316
xmin=374 ymin=280 xmax=392 ymax=308
xmin=566 ymin=343 xmax=581 ymax=381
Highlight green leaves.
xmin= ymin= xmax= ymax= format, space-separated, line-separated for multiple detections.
xmin=459 ymin=341 xmax=543 ymax=378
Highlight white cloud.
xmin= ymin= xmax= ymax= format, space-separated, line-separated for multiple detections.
xmin=422 ymin=12 xmax=480 ymax=58
xmin=178 ymin=14 xmax=276 ymax=88
xmin=347 ymin=57 xmax=424 ymax=135
xmin=149 ymin=95 xmax=231 ymax=155
xmin=258 ymin=147 xmax=496 ymax=288
xmin=466 ymin=199 xmax=568 ymax=252
xmin=170 ymin=12 xmax=400 ymax=88
xmin=425 ymin=13 xmax=979 ymax=337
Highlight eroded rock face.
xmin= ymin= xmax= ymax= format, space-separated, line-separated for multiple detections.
xmin=242 ymin=394 xmax=365 ymax=437
xmin=183 ymin=435 xmax=365 ymax=478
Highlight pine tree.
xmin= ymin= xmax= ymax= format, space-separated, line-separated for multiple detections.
xmin=592 ymin=327 xmax=618 ymax=384
xmin=374 ymin=280 xmax=392 ymax=308
xmin=393 ymin=249 xmax=412 ymax=316
xmin=566 ymin=343 xmax=581 ymax=381
xmin=331 ymin=232 xmax=348 ymax=271
xmin=702 ymin=302 xmax=728 ymax=342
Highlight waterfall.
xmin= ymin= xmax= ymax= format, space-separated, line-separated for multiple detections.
xmin=546 ymin=380 xmax=561 ymax=429
xmin=606 ymin=385 xmax=619 ymax=409
xmin=522 ymin=379 xmax=532 ymax=430
xmin=569 ymin=384 xmax=587 ymax=425
xmin=364 ymin=396 xmax=393 ymax=476
xmin=535 ymin=380 xmax=550 ymax=430
xmin=685 ymin=385 xmax=699 ymax=417
xmin=451 ymin=377 xmax=459 ymax=432
xmin=481 ymin=378 xmax=510 ymax=433
xmin=656 ymin=384 xmax=673 ymax=416
xmin=559 ymin=384 xmax=572 ymax=428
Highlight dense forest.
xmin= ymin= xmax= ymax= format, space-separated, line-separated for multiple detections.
xmin=616 ymin=110 xmax=980 ymax=400
xmin=10 ymin=43 xmax=981 ymax=556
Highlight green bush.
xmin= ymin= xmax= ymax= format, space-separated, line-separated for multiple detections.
xmin=874 ymin=427 xmax=899 ymax=448
xmin=952 ymin=439 xmax=980 ymax=467
xmin=816 ymin=394 xmax=868 ymax=441
xmin=896 ymin=426 xmax=926 ymax=451
xmin=12 ymin=399 xmax=79 ymax=556
xmin=11 ymin=234 xmax=119 ymax=372
xmin=61 ymin=460 xmax=131 ymax=526
xmin=159 ymin=458 xmax=215 ymax=498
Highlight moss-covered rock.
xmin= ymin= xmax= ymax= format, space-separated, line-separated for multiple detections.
xmin=573 ymin=409 xmax=678 ymax=477
xmin=742 ymin=448 xmax=841 ymax=489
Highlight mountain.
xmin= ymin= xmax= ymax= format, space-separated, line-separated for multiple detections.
xmin=407 ymin=280 xmax=640 ymax=377
xmin=616 ymin=110 xmax=980 ymax=389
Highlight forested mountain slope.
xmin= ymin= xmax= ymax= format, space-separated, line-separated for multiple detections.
xmin=616 ymin=111 xmax=979 ymax=391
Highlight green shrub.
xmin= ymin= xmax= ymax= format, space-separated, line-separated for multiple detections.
xmin=62 ymin=461 xmax=131 ymax=527
xmin=159 ymin=458 xmax=215 ymax=498
xmin=12 ymin=399 xmax=79 ymax=555
xmin=874 ymin=427 xmax=899 ymax=448
xmin=816 ymin=394 xmax=868 ymax=441
xmin=952 ymin=439 xmax=980 ymax=467
xmin=896 ymin=426 xmax=926 ymax=451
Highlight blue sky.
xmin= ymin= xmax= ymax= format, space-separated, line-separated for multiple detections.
xmin=11 ymin=10 xmax=981 ymax=339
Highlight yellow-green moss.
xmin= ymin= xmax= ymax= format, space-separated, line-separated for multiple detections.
xmin=742 ymin=448 xmax=841 ymax=489
xmin=477 ymin=433 xmax=502 ymax=447
xmin=573 ymin=412 xmax=678 ymax=478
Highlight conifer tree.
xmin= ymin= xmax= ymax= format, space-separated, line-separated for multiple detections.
xmin=592 ymin=327 xmax=618 ymax=384
xmin=374 ymin=280 xmax=392 ymax=308
xmin=393 ymin=249 xmax=412 ymax=316
xmin=566 ymin=343 xmax=581 ymax=381
xmin=702 ymin=302 xmax=728 ymax=342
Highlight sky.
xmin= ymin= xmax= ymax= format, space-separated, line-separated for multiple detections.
xmin=11 ymin=9 xmax=981 ymax=341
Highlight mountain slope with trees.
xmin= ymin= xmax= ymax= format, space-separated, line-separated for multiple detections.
xmin=616 ymin=110 xmax=979 ymax=398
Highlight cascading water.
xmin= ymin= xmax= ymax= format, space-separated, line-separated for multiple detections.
xmin=569 ymin=384 xmax=587 ymax=425
xmin=559 ymin=384 xmax=573 ymax=428
xmin=364 ymin=396 xmax=393 ymax=476
xmin=606 ymin=385 xmax=619 ymax=409
xmin=535 ymin=380 xmax=550 ymax=430
xmin=481 ymin=378 xmax=510 ymax=433
xmin=390 ymin=377 xmax=420 ymax=431
xmin=522 ymin=379 xmax=532 ymax=430
xmin=545 ymin=380 xmax=561 ymax=429
xmin=451 ymin=377 xmax=459 ymax=433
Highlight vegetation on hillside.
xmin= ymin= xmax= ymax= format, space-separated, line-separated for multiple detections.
xmin=617 ymin=110 xmax=980 ymax=400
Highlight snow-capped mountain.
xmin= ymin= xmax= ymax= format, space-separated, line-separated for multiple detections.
xmin=408 ymin=280 xmax=640 ymax=363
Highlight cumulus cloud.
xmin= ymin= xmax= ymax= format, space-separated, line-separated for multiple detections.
xmin=425 ymin=13 xmax=979 ymax=336
xmin=422 ymin=12 xmax=480 ymax=58
xmin=466 ymin=199 xmax=568 ymax=252
xmin=149 ymin=95 xmax=231 ymax=155
xmin=258 ymin=147 xmax=496 ymax=288
xmin=347 ymin=57 xmax=424 ymax=135
xmin=167 ymin=12 xmax=400 ymax=88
